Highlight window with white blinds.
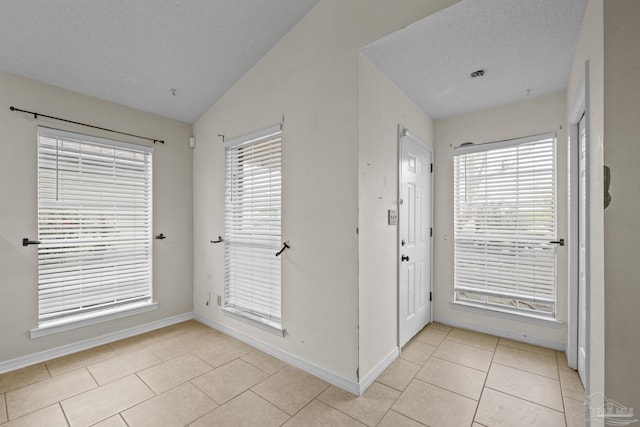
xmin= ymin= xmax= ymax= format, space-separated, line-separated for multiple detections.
xmin=453 ymin=133 xmax=557 ymax=317
xmin=37 ymin=127 xmax=153 ymax=326
xmin=224 ymin=125 xmax=282 ymax=333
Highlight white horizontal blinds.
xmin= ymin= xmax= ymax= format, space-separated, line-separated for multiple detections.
xmin=453 ymin=134 xmax=556 ymax=315
xmin=37 ymin=127 xmax=153 ymax=324
xmin=224 ymin=126 xmax=282 ymax=326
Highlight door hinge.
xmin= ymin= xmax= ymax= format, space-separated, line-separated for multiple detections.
xmin=430 ymin=227 xmax=433 ymax=237
xmin=430 ymin=163 xmax=433 ymax=173
xmin=430 ymin=291 xmax=432 ymax=302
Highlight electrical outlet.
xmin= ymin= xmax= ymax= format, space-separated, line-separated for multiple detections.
xmin=217 ymin=295 xmax=222 ymax=306
xmin=388 ymin=209 xmax=398 ymax=225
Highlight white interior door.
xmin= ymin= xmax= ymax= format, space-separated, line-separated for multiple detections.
xmin=577 ymin=112 xmax=587 ymax=384
xmin=399 ymin=129 xmax=432 ymax=348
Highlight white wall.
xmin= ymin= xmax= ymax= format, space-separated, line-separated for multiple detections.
xmin=357 ymin=54 xmax=433 ymax=379
xmin=192 ymin=0 xmax=458 ymax=386
xmin=433 ymin=92 xmax=568 ymax=348
xmin=603 ymin=0 xmax=640 ymax=413
xmin=566 ymin=0 xmax=605 ymax=401
xmin=0 ymin=70 xmax=194 ymax=365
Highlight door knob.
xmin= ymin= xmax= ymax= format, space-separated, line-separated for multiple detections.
xmin=401 ymin=255 xmax=410 ymax=262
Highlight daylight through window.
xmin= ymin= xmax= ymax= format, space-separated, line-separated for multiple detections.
xmin=37 ymin=127 xmax=153 ymax=326
xmin=224 ymin=125 xmax=283 ymax=333
xmin=453 ymin=133 xmax=557 ymax=317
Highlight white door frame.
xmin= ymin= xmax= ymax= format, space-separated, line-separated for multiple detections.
xmin=397 ymin=125 xmax=434 ymax=348
xmin=568 ymin=62 xmax=590 ymax=388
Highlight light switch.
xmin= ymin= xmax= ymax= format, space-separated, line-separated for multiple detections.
xmin=388 ymin=209 xmax=398 ymax=225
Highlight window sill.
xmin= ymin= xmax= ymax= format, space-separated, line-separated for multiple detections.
xmin=30 ymin=301 xmax=158 ymax=339
xmin=450 ymin=300 xmax=564 ymax=328
xmin=222 ymin=306 xmax=284 ymax=337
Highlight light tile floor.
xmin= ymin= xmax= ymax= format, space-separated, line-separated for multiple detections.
xmin=0 ymin=321 xmax=585 ymax=426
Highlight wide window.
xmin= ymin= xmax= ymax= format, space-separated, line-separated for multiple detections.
xmin=36 ymin=127 xmax=153 ymax=330
xmin=224 ymin=125 xmax=283 ymax=334
xmin=453 ymin=133 xmax=557 ymax=317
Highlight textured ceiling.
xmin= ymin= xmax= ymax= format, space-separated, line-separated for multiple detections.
xmin=362 ymin=0 xmax=587 ymax=120
xmin=0 ymin=0 xmax=318 ymax=123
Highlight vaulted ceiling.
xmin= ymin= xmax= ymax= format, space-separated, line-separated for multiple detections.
xmin=1 ymin=1 xmax=587 ymax=124
xmin=0 ymin=1 xmax=319 ymax=123
xmin=362 ymin=0 xmax=587 ymax=120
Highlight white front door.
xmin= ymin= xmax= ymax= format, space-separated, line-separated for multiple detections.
xmin=398 ymin=129 xmax=432 ymax=348
xmin=577 ymin=111 xmax=587 ymax=383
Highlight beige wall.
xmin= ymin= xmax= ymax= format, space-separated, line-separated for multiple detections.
xmin=567 ymin=0 xmax=605 ymax=400
xmin=357 ymin=54 xmax=433 ymax=378
xmin=192 ymin=0 xmax=457 ymax=384
xmin=0 ymin=70 xmax=194 ymax=364
xmin=433 ymin=92 xmax=568 ymax=348
xmin=603 ymin=0 xmax=640 ymax=413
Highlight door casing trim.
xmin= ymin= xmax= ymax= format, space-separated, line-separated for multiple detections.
xmin=567 ymin=62 xmax=590 ymax=389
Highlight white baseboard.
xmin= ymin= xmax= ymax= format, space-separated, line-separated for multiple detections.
xmin=0 ymin=312 xmax=194 ymax=374
xmin=194 ymin=314 xmax=362 ymax=395
xmin=2 ymin=311 xmax=395 ymax=397
xmin=435 ymin=315 xmax=566 ymax=351
xmin=357 ymin=347 xmax=399 ymax=395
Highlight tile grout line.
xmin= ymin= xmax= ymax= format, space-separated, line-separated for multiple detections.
xmin=317 ymin=381 xmax=402 ymax=427
xmin=7 ymin=368 xmax=100 ymax=423
xmin=179 ymin=342 xmax=292 ymax=427
xmin=483 ymin=385 xmax=567 ymax=414
xmin=482 ymin=348 xmax=567 ymax=416
xmin=119 ymin=412 xmax=132 ymax=427
xmin=2 ymin=322 xmax=575 ymax=427
xmin=390 ymin=325 xmax=480 ymax=426
xmin=444 ymin=338 xmax=498 ymax=352
xmin=407 ymin=325 xmax=455 ymax=426
xmin=240 ymin=352 xmax=287 ymax=376
xmin=384 ymin=408 xmax=429 ymax=426
xmin=58 ymin=402 xmax=71 ymax=427
xmin=410 ymin=375 xmax=481 ymax=403
xmin=187 ymin=378 xmax=223 ymax=407
xmin=496 ymin=342 xmax=558 ymax=359
xmin=85 ymin=364 xmax=101 ymax=389
xmin=280 ymin=381 xmax=331 ymax=419
xmin=373 ymin=364 xmax=415 ymax=425
xmin=2 ymin=393 xmax=6 ymax=425
xmin=184 ymin=392 xmax=222 ymax=427
xmin=555 ymin=350 xmax=571 ymax=427
xmin=302 ymin=395 xmax=368 ymax=426
xmin=473 ymin=387 xmax=489 ymax=426
xmin=119 ymin=338 xmax=221 ymax=426
xmin=107 ymin=372 xmax=161 ymax=425
xmin=248 ymin=389 xmax=293 ymax=423
xmin=0 ymin=365 xmax=50 ymax=396
xmin=489 ymin=360 xmax=562 ymax=381
xmin=375 ymin=387 xmax=402 ymax=427
xmin=470 ymin=337 xmax=498 ymax=424
xmin=43 ymin=361 xmax=53 ymax=379
xmin=428 ymin=354 xmax=490 ymax=374
xmin=563 ymin=395 xmax=585 ymax=404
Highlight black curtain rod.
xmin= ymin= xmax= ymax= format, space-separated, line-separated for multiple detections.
xmin=9 ymin=106 xmax=164 ymax=144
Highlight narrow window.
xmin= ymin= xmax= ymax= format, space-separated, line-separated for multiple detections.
xmin=453 ymin=133 xmax=557 ymax=317
xmin=224 ymin=125 xmax=283 ymax=334
xmin=37 ymin=127 xmax=153 ymax=328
